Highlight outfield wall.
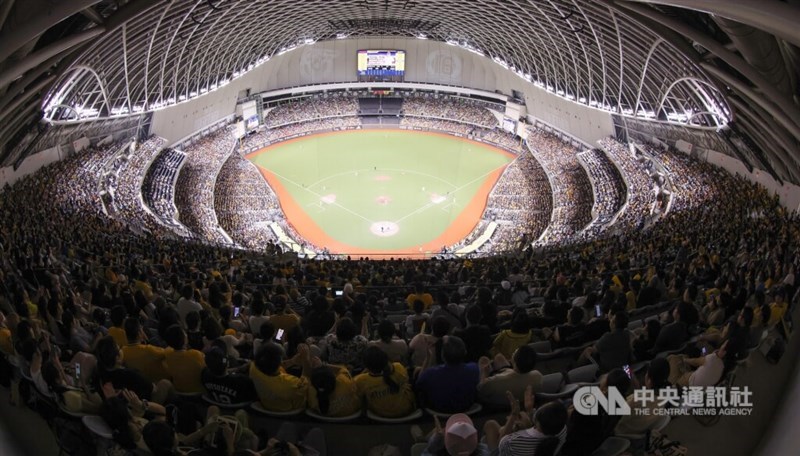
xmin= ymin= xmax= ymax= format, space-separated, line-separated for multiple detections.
xmin=150 ymin=38 xmax=615 ymax=145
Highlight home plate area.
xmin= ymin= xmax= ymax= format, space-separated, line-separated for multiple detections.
xmin=320 ymin=194 xmax=336 ymax=204
xmin=429 ymin=193 xmax=447 ymax=204
xmin=370 ymin=221 xmax=399 ymax=237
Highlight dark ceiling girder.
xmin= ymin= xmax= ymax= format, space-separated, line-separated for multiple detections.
xmin=622 ymin=0 xmax=800 ymax=49
xmin=0 ymin=0 xmax=103 ymax=63
xmin=0 ymin=26 xmax=105 ymax=89
xmin=0 ymin=0 xmax=15 ymax=32
xmin=0 ymin=75 xmax=56 ymax=124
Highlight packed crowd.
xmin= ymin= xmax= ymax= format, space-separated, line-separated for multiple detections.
xmin=527 ymin=128 xmax=594 ymax=246
xmin=641 ymin=144 xmax=727 ymax=214
xmin=241 ymin=117 xmax=362 ymax=153
xmin=0 ymin=122 xmax=797 ymax=455
xmin=174 ymin=127 xmax=238 ymax=244
xmin=142 ymin=148 xmax=186 ymax=225
xmin=401 ymin=95 xmax=499 ymax=128
xmin=598 ymin=138 xmax=658 ymax=233
xmin=100 ymin=137 xmax=174 ymax=236
xmin=577 ymin=148 xmax=627 ymax=234
xmin=214 ymin=153 xmax=283 ymax=251
xmin=478 ymin=153 xmax=553 ymax=254
xmin=264 ymin=95 xmax=360 ymax=127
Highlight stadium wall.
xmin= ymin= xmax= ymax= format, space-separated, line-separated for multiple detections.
xmin=150 ymin=38 xmax=615 ymax=145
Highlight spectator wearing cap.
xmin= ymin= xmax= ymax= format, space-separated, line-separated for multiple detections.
xmin=422 ymin=414 xmax=489 ymax=456
xmin=201 ymin=347 xmax=257 ymax=404
xmin=416 ymin=335 xmax=479 ymax=413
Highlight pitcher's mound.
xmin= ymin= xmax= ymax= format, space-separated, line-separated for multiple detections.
xmin=375 ymin=195 xmax=391 ymax=205
xmin=321 ymin=194 xmax=336 ymax=204
xmin=375 ymin=175 xmax=392 ymax=182
xmin=370 ymin=221 xmax=399 ymax=237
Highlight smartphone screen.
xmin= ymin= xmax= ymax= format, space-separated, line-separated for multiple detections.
xmin=276 ymin=329 xmax=284 ymax=341
xmin=75 ymin=363 xmax=81 ymax=381
xmin=595 ymin=304 xmax=602 ymax=317
xmin=623 ymin=364 xmax=631 ymax=379
xmin=702 ymin=347 xmax=707 ymax=356
xmin=335 ymin=290 xmax=343 ymax=297
xmin=233 ymin=306 xmax=241 ymax=317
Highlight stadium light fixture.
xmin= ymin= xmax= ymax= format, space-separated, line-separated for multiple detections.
xmin=336 ymin=33 xmax=348 ymax=39
xmin=416 ymin=34 xmax=427 ymax=40
xmin=179 ymin=95 xmax=187 ymax=101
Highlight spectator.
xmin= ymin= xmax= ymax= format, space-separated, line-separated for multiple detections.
xmin=667 ymin=341 xmax=728 ymax=387
xmin=355 ymin=346 xmax=416 ymax=418
xmin=321 ymin=317 xmax=368 ymax=371
xmin=250 ymin=343 xmax=310 ymax=412
xmin=163 ymin=324 xmax=206 ymax=394
xmin=122 ymin=317 xmax=169 ymax=383
xmin=616 ymin=358 xmax=671 ymax=434
xmin=416 ymin=336 xmax=479 ymax=413
xmin=369 ymin=319 xmax=409 ymax=364
xmin=453 ymin=305 xmax=493 ymax=363
xmin=491 ymin=311 xmax=532 ymax=359
xmin=580 ymin=311 xmax=631 ymax=372
xmin=484 ymin=395 xmax=568 ymax=456
xmin=307 ymin=365 xmax=361 ymax=417
xmin=201 ymin=347 xmax=257 ymax=404
xmin=478 ymin=345 xmax=543 ymax=407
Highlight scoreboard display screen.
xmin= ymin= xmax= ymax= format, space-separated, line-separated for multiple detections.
xmin=357 ymin=50 xmax=405 ymax=81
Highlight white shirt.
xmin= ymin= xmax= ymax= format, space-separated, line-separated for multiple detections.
xmin=177 ymin=297 xmax=202 ymax=325
xmin=689 ymin=353 xmax=724 ymax=386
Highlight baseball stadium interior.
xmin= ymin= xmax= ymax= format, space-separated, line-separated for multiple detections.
xmin=0 ymin=1 xmax=799 ymax=455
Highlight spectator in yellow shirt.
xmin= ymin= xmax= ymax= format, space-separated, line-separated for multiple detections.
xmin=768 ymin=289 xmax=789 ymax=327
xmin=108 ymin=305 xmax=128 ymax=348
xmin=406 ymin=283 xmax=434 ymax=311
xmin=308 ymin=365 xmax=361 ymax=417
xmin=490 ymin=312 xmax=532 ymax=359
xmin=355 ymin=346 xmax=416 ymax=418
xmin=269 ymin=296 xmax=301 ymax=332
xmin=122 ymin=318 xmax=169 ymax=384
xmin=250 ymin=343 xmax=310 ymax=412
xmin=163 ymin=325 xmax=206 ymax=394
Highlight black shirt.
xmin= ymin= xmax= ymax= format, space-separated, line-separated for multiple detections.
xmin=99 ymin=367 xmax=153 ymax=400
xmin=454 ymin=325 xmax=493 ymax=363
xmin=201 ymin=368 xmax=257 ymax=404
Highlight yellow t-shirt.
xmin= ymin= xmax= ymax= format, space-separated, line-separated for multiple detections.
xmin=307 ymin=368 xmax=361 ymax=417
xmin=354 ymin=363 xmax=416 ymax=418
xmin=164 ymin=349 xmax=206 ymax=394
xmin=491 ymin=330 xmax=532 ymax=359
xmin=769 ymin=302 xmax=787 ymax=327
xmin=249 ymin=363 xmax=307 ymax=412
xmin=108 ymin=326 xmax=128 ymax=348
xmin=122 ymin=344 xmax=169 ymax=383
xmin=269 ymin=313 xmax=300 ymax=332
xmin=0 ymin=328 xmax=13 ymax=355
xmin=406 ymin=293 xmax=434 ymax=311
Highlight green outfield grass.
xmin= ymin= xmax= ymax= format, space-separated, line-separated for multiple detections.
xmin=247 ymin=129 xmax=513 ymax=253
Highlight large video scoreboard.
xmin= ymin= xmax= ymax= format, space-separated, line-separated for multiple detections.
xmin=357 ymin=50 xmax=405 ymax=82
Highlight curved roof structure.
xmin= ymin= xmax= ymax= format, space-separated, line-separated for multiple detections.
xmin=0 ymin=0 xmax=798 ymax=181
